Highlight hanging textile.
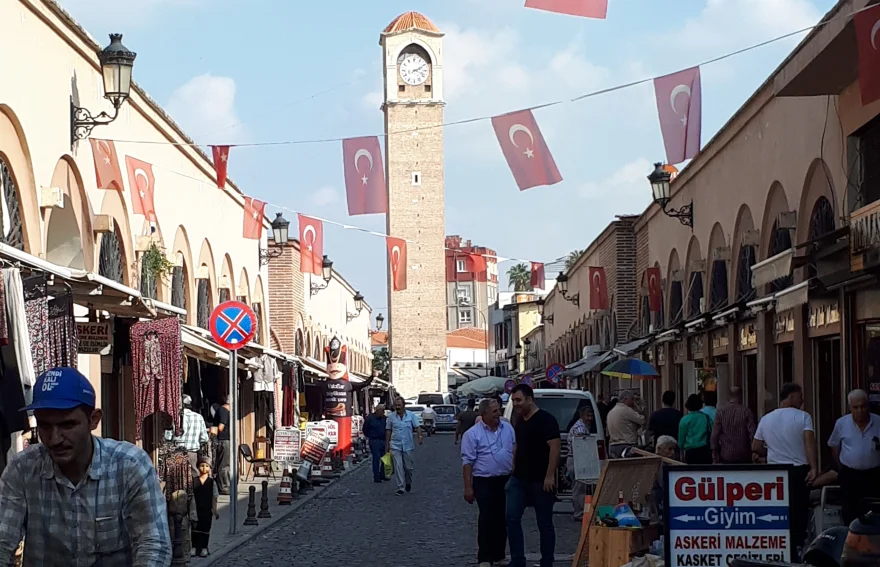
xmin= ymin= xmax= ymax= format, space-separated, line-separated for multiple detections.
xmin=159 ymin=448 xmax=193 ymax=500
xmin=184 ymin=357 xmax=204 ymax=411
xmin=3 ymin=269 xmax=35 ymax=399
xmin=24 ymin=297 xmax=48 ymax=376
xmin=0 ymin=275 xmax=9 ymax=347
xmin=273 ymin=375 xmax=282 ymax=432
xmin=131 ymin=317 xmax=183 ymax=440
xmin=281 ymin=363 xmax=298 ymax=427
xmin=47 ymin=295 xmax=78 ymax=368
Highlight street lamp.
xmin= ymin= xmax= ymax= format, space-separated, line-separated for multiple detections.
xmin=537 ymin=298 xmax=554 ymax=325
xmin=515 ymin=343 xmax=523 ymax=356
xmin=260 ymin=213 xmax=290 ymax=265
xmin=375 ymin=313 xmax=384 ymax=332
xmin=556 ymin=272 xmax=580 ymax=307
xmin=347 ymin=291 xmax=365 ymax=322
xmin=71 ymin=34 xmax=137 ymax=143
xmin=647 ymin=162 xmax=693 ymax=228
xmin=310 ymin=256 xmax=333 ymax=296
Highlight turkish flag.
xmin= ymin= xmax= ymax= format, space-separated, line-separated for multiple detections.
xmin=647 ymin=267 xmax=662 ymax=313
xmin=343 ymin=136 xmax=387 ymax=215
xmin=89 ymin=139 xmax=124 ymax=190
xmin=469 ymin=253 xmax=488 ymax=282
xmin=588 ymin=267 xmax=609 ymax=311
xmin=524 ymin=0 xmax=607 ymax=19
xmin=211 ymin=145 xmax=230 ymax=189
xmin=386 ymin=236 xmax=407 ymax=291
xmin=530 ymin=262 xmax=545 ymax=289
xmin=298 ymin=214 xmax=324 ymax=275
xmin=491 ymin=109 xmax=562 ymax=191
xmin=654 ymin=66 xmax=702 ymax=165
xmin=855 ymin=4 xmax=880 ymax=105
xmin=242 ymin=197 xmax=265 ymax=240
xmin=124 ymin=156 xmax=156 ymax=221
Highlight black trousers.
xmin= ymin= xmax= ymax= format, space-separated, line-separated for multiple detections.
xmin=473 ymin=475 xmax=509 ymax=564
xmin=840 ymin=465 xmax=880 ymax=526
xmin=790 ymin=464 xmax=811 ymax=557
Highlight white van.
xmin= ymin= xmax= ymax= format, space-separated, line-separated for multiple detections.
xmin=503 ymin=389 xmax=606 ymax=495
xmin=416 ymin=392 xmax=457 ymax=406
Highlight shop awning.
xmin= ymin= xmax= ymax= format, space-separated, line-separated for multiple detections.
xmin=300 ymin=356 xmax=328 ymax=378
xmin=751 ymin=249 xmax=794 ymax=288
xmin=613 ymin=337 xmax=653 ymax=357
xmin=774 ymin=280 xmax=810 ymax=313
xmin=562 ymin=350 xmax=614 ymax=378
xmin=182 ymin=325 xmax=229 ymax=365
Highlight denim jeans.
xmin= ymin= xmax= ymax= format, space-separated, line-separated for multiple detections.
xmin=506 ymin=475 xmax=556 ymax=567
xmin=369 ymin=439 xmax=385 ymax=481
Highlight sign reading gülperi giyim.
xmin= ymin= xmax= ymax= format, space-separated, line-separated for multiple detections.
xmin=664 ymin=465 xmax=793 ymax=567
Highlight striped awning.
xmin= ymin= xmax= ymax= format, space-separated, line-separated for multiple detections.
xmin=774 ymin=280 xmax=809 ymax=313
xmin=751 ymin=249 xmax=793 ymax=288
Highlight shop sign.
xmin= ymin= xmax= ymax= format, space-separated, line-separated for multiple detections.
xmin=775 ymin=312 xmax=795 ymax=336
xmin=657 ymin=346 xmax=666 ymax=366
xmin=688 ymin=335 xmax=704 ymax=360
xmin=273 ymin=427 xmax=302 ymax=464
xmin=665 ymin=466 xmax=793 ymax=567
xmin=711 ymin=329 xmax=729 ymax=353
xmin=850 ymin=201 xmax=880 ymax=271
xmin=808 ymin=302 xmax=840 ymax=329
xmin=739 ymin=324 xmax=757 ymax=351
xmin=76 ymin=322 xmax=112 ymax=355
xmin=673 ymin=342 xmax=686 ymax=364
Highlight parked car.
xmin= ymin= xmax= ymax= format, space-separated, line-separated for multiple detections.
xmin=417 ymin=392 xmax=458 ymax=406
xmin=432 ymin=404 xmax=458 ymax=432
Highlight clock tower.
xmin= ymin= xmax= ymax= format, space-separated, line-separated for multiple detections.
xmin=380 ymin=12 xmax=447 ymax=398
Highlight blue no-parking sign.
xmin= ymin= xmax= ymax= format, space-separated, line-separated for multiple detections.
xmin=209 ymin=300 xmax=257 ymax=351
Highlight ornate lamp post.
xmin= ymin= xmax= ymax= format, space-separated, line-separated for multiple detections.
xmin=346 ymin=291 xmax=365 ymax=322
xmin=310 ymin=256 xmax=333 ymax=295
xmin=556 ymin=272 xmax=579 ymax=307
xmin=259 ymin=213 xmax=290 ymax=265
xmin=647 ymin=162 xmax=693 ymax=227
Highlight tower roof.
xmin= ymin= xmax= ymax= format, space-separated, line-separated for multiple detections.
xmin=382 ymin=11 xmax=440 ymax=35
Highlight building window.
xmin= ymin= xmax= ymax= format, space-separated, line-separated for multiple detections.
xmin=0 ymin=159 xmax=24 ymax=251
xmin=807 ymin=197 xmax=836 ymax=279
xmin=709 ymin=260 xmax=729 ymax=312
xmin=688 ymin=272 xmax=704 ymax=319
xmin=736 ymin=245 xmax=756 ymax=302
xmin=253 ymin=303 xmax=263 ymax=345
xmin=197 ymin=279 xmax=210 ymax=329
xmin=670 ymin=280 xmax=684 ymax=325
xmin=853 ymin=116 xmax=880 ymax=209
xmin=459 ymin=309 xmax=473 ymax=324
xmin=456 ymin=259 xmax=467 ymax=273
xmin=412 ymin=172 xmax=421 ymax=186
xmin=140 ymin=259 xmax=157 ymax=300
xmin=98 ymin=231 xmax=124 ymax=285
xmin=456 ymin=285 xmax=471 ymax=302
xmin=218 ymin=288 xmax=230 ymax=304
xmin=769 ymin=221 xmax=793 ymax=293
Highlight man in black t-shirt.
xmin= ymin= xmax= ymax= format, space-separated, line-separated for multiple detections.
xmin=647 ymin=390 xmax=682 ymax=449
xmin=212 ymin=395 xmax=231 ymax=495
xmin=506 ymin=384 xmax=561 ymax=567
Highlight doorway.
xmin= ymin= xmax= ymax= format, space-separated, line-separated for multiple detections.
xmin=814 ymin=337 xmax=842 ymax=469
xmin=743 ymin=354 xmax=758 ymax=417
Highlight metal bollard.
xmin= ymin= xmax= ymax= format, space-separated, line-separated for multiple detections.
xmin=170 ymin=514 xmax=186 ymax=566
xmin=244 ymin=486 xmax=259 ymax=526
xmin=258 ymin=480 xmax=271 ymax=518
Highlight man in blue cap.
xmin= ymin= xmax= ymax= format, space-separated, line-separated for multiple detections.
xmin=0 ymin=367 xmax=171 ymax=566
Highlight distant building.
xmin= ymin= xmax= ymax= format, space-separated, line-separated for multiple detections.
xmin=489 ymin=291 xmax=548 ymax=378
xmin=447 ymin=328 xmax=489 ymax=388
xmin=445 ymin=235 xmax=498 ymax=332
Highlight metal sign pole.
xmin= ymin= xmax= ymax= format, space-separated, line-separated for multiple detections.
xmin=228 ymin=348 xmax=238 ymax=535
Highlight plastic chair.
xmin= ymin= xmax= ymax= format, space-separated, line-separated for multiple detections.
xmin=238 ymin=443 xmax=277 ymax=481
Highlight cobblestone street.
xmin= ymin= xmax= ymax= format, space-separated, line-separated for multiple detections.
xmin=212 ymin=433 xmax=581 ymax=566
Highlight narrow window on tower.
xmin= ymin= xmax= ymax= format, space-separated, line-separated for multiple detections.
xmin=424 ymin=85 xmax=431 ymax=92
xmin=398 ymin=84 xmax=405 ymax=92
xmin=412 ymin=172 xmax=421 ymax=186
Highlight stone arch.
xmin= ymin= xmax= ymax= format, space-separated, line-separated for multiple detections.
xmin=392 ymin=39 xmax=438 ymax=67
xmin=97 ymin=189 xmax=136 ymax=287
xmin=218 ymin=253 xmax=234 ymax=304
xmin=707 ymin=222 xmax=729 ymax=311
xmin=0 ymin=105 xmax=41 ymax=254
xmin=796 ymin=158 xmax=836 ymax=245
xmin=730 ymin=204 xmax=757 ymax=303
xmin=195 ymin=239 xmax=217 ymax=328
xmin=305 ymin=330 xmax=312 ymax=358
xmin=237 ymin=267 xmax=251 ymax=303
xmin=171 ymin=226 xmax=194 ymax=324
xmin=684 ymin=235 xmax=704 ymax=319
xmin=253 ymin=275 xmax=267 ymax=346
xmin=46 ymin=156 xmax=95 ymax=271
xmin=295 ymin=328 xmax=305 ymax=356
xmin=759 ymin=182 xmax=791 ymax=260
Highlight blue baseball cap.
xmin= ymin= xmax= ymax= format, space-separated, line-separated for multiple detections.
xmin=23 ymin=367 xmax=96 ymax=411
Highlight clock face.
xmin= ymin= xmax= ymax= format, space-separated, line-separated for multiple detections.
xmin=399 ymin=53 xmax=429 ymax=86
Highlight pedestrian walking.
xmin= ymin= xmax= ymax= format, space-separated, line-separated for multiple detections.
xmin=752 ymin=382 xmax=818 ymax=559
xmin=828 ymin=389 xmax=880 ymax=525
xmin=506 ymin=384 xmax=561 ymax=567
xmin=385 ymin=397 xmax=422 ymax=495
xmin=212 ymin=395 xmax=232 ymax=495
xmin=567 ymin=403 xmax=596 ymax=522
xmin=607 ymin=390 xmax=645 ymax=458
xmin=363 ymin=404 xmax=388 ymax=483
xmin=701 ymin=390 xmax=717 ymax=422
xmin=462 ymin=398 xmax=515 ymax=567
xmin=647 ymin=390 xmax=682 ymax=449
xmin=678 ymin=394 xmax=713 ymax=464
xmin=174 ymin=395 xmax=209 ymax=475
xmin=711 ymin=387 xmax=756 ymax=464
xmin=0 ymin=367 xmax=171 ymax=566
xmin=456 ymin=398 xmax=478 ymax=444
xmin=191 ymin=456 xmax=219 ymax=558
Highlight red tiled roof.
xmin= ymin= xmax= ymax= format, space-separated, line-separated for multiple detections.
xmin=447 ymin=327 xmax=487 ymax=349
xmin=371 ymin=331 xmax=388 ymax=347
xmin=383 ymin=11 xmax=439 ymax=34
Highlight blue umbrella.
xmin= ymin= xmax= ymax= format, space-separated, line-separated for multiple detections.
xmin=600 ymin=358 xmax=660 ymax=380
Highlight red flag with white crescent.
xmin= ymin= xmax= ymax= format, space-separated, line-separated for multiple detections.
xmin=588 ymin=266 xmax=609 ymax=311
xmin=124 ymin=156 xmax=157 ymax=221
xmin=242 ymin=197 xmax=266 ymax=240
xmin=343 ymin=136 xmax=387 ymax=215
xmin=654 ymin=66 xmax=702 ymax=165
xmin=647 ymin=266 xmax=662 ymax=313
xmin=491 ymin=109 xmax=562 ymax=191
xmin=89 ymin=139 xmax=124 ymax=190
xmin=386 ymin=236 xmax=407 ymax=291
xmin=211 ymin=145 xmax=230 ymax=189
xmin=524 ymin=0 xmax=607 ymax=19
xmin=530 ymin=262 xmax=545 ymax=288
xmin=298 ymin=214 xmax=324 ymax=276
xmin=855 ymin=4 xmax=880 ymax=105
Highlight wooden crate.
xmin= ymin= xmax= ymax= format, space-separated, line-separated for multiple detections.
xmin=587 ymin=524 xmax=659 ymax=567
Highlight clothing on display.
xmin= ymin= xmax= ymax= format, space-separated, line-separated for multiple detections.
xmin=249 ymin=354 xmax=281 ymax=392
xmin=3 ymin=268 xmax=35 ymax=398
xmin=0 ymin=274 xmax=9 ymax=347
xmin=280 ymin=363 xmax=299 ymax=427
xmin=47 ymin=295 xmax=78 ymax=369
xmin=131 ymin=317 xmax=183 ymax=440
xmin=254 ymin=390 xmax=275 ymax=438
xmin=159 ymin=447 xmax=194 ymax=501
xmin=184 ymin=357 xmax=204 ymax=411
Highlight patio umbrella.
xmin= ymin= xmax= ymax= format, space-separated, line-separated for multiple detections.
xmin=600 ymin=358 xmax=660 ymax=380
xmin=457 ymin=376 xmax=508 ymax=397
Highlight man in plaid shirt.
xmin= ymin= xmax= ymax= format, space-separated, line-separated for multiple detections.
xmin=0 ymin=367 xmax=171 ymax=566
xmin=173 ymin=395 xmax=209 ymax=474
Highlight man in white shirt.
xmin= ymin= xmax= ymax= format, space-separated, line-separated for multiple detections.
xmin=828 ymin=389 xmax=880 ymax=525
xmin=607 ymin=390 xmax=645 ymax=458
xmin=752 ymin=382 xmax=817 ymax=559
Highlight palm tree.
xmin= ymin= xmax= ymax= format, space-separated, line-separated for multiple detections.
xmin=565 ymin=249 xmax=585 ymax=271
xmin=507 ymin=263 xmax=532 ymax=291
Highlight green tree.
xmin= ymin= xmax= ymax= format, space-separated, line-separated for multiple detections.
xmin=372 ymin=346 xmax=390 ymax=381
xmin=507 ymin=263 xmax=532 ymax=291
xmin=565 ymin=249 xmax=585 ymax=271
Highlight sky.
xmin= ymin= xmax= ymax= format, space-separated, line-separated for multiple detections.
xmin=58 ymin=0 xmax=837 ymax=324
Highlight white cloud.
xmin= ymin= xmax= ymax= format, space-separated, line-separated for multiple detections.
xmin=361 ymin=91 xmax=383 ymax=110
xmin=311 ymin=186 xmax=340 ymax=207
xmin=57 ymin=0 xmax=201 ymax=28
xmin=579 ymin=157 xmax=654 ymax=211
xmin=167 ymin=74 xmax=247 ymax=144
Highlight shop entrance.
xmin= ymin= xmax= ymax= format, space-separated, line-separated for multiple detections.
xmin=814 ymin=337 xmax=842 ymax=468
xmin=742 ymin=353 xmax=758 ymax=417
